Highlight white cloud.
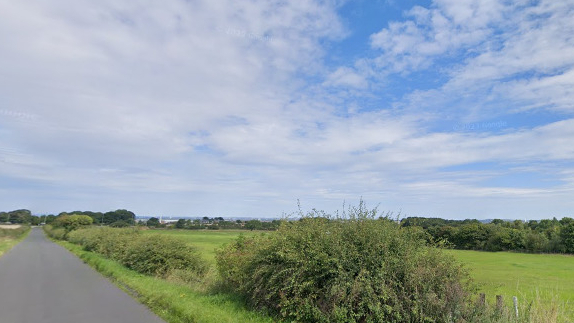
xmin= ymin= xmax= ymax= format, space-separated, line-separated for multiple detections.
xmin=1 ymin=0 xmax=574 ymax=219
xmin=324 ymin=67 xmax=368 ymax=89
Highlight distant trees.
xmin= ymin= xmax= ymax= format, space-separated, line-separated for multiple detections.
xmin=147 ymin=217 xmax=160 ymax=227
xmin=560 ymin=220 xmax=574 ymax=253
xmin=57 ymin=209 xmax=136 ymax=225
xmin=175 ymin=219 xmax=186 ymax=229
xmin=402 ymin=216 xmax=574 ymax=254
xmin=0 ymin=209 xmax=32 ymax=224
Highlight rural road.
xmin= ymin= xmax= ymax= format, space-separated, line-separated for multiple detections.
xmin=0 ymin=228 xmax=166 ymax=323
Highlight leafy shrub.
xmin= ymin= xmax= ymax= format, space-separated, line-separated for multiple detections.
xmin=217 ymin=205 xmax=474 ymax=323
xmin=44 ymin=225 xmax=66 ymax=240
xmin=110 ymin=220 xmax=130 ymax=228
xmin=66 ymin=227 xmax=207 ymax=279
xmin=122 ymin=235 xmax=207 ymax=277
xmin=53 ymin=214 xmax=93 ymax=232
xmin=0 ymin=225 xmax=30 ymax=239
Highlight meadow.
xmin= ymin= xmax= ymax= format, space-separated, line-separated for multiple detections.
xmin=446 ymin=250 xmax=573 ymax=311
xmin=147 ymin=229 xmax=574 ymax=312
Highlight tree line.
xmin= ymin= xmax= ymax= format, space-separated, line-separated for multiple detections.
xmin=146 ymin=217 xmax=281 ymax=231
xmin=401 ymin=216 xmax=574 ymax=253
xmin=0 ymin=209 xmax=136 ymax=227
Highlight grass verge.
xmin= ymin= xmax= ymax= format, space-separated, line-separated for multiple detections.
xmin=0 ymin=226 xmax=31 ymax=258
xmin=55 ymin=240 xmax=276 ymax=323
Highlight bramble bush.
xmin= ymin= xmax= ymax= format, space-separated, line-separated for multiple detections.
xmin=216 ymin=204 xmax=475 ymax=323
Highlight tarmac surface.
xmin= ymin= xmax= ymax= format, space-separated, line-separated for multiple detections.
xmin=0 ymin=227 xmax=166 ymax=323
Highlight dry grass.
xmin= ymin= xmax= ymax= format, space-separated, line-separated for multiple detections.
xmin=0 ymin=224 xmax=22 ymax=229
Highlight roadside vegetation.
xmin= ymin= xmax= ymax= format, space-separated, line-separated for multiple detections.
xmin=41 ymin=205 xmax=572 ymax=322
xmin=0 ymin=225 xmax=30 ymax=258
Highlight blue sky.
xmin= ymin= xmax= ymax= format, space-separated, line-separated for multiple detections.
xmin=1 ymin=0 xmax=573 ymax=219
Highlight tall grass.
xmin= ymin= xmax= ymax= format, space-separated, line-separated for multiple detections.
xmin=0 ymin=225 xmax=30 ymax=258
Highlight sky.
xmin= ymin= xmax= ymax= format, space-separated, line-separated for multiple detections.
xmin=1 ymin=0 xmax=574 ymax=219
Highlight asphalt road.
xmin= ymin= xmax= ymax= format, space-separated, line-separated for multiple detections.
xmin=0 ymin=228 xmax=166 ymax=323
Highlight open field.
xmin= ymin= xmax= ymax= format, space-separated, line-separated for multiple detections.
xmin=146 ymin=229 xmax=574 ymax=308
xmin=142 ymin=229 xmax=265 ymax=264
xmin=445 ymin=250 xmax=574 ymax=307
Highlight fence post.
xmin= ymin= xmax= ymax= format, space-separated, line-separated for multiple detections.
xmin=478 ymin=293 xmax=486 ymax=306
xmin=496 ymin=295 xmax=504 ymax=311
xmin=513 ymin=296 xmax=519 ymax=319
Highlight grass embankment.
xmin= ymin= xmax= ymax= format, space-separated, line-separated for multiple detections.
xmin=0 ymin=225 xmax=30 ymax=258
xmin=53 ymin=232 xmax=275 ymax=323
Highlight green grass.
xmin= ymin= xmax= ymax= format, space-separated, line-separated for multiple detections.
xmin=59 ymin=228 xmax=574 ymax=322
xmin=57 ymin=240 xmax=276 ymax=323
xmin=0 ymin=227 xmax=31 ymax=258
xmin=145 ymin=230 xmax=574 ymax=318
xmin=447 ymin=249 xmax=573 ymax=317
xmin=145 ymin=230 xmax=574 ymax=305
xmin=142 ymin=229 xmax=264 ymax=264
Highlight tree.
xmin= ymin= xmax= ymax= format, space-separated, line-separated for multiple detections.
xmin=560 ymin=222 xmax=574 ymax=253
xmin=245 ymin=220 xmax=262 ymax=231
xmin=147 ymin=217 xmax=160 ymax=227
xmin=45 ymin=215 xmax=57 ymax=224
xmin=5 ymin=209 xmax=32 ymax=224
xmin=53 ymin=214 xmax=93 ymax=232
xmin=175 ymin=219 xmax=186 ymax=229
xmin=30 ymin=216 xmax=42 ymax=225
xmin=103 ymin=209 xmax=136 ymax=225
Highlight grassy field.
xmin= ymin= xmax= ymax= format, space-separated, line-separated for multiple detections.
xmin=446 ymin=250 xmax=574 ymax=308
xmin=146 ymin=230 xmax=574 ymax=308
xmin=0 ymin=226 xmax=30 ymax=258
xmin=65 ymin=228 xmax=570 ymax=321
xmin=142 ymin=229 xmax=265 ymax=264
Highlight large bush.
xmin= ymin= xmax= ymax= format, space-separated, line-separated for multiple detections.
xmin=66 ymin=227 xmax=208 ymax=278
xmin=217 ymin=206 xmax=473 ymax=323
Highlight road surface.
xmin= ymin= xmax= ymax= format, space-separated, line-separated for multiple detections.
xmin=0 ymin=228 xmax=166 ymax=323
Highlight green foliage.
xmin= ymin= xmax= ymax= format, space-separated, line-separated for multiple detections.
xmin=560 ymin=222 xmax=574 ymax=253
xmin=122 ymin=235 xmax=207 ymax=277
xmin=147 ymin=217 xmax=160 ymax=227
xmin=66 ymin=227 xmax=208 ymax=279
xmin=217 ymin=205 xmax=474 ymax=323
xmin=175 ymin=218 xmax=186 ymax=229
xmin=109 ymin=220 xmax=130 ymax=228
xmin=0 ymin=209 xmax=32 ymax=224
xmin=53 ymin=214 xmax=93 ymax=233
xmin=43 ymin=225 xmax=67 ymax=240
xmin=57 ymin=241 xmax=276 ymax=323
xmin=405 ymin=217 xmax=574 ymax=254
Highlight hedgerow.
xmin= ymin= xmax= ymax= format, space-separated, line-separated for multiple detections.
xmin=216 ymin=204 xmax=475 ymax=323
xmin=52 ymin=226 xmax=208 ymax=279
